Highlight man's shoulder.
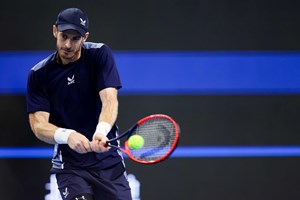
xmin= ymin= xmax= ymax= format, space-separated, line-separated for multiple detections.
xmin=82 ymin=42 xmax=114 ymax=60
xmin=31 ymin=53 xmax=56 ymax=72
xmin=83 ymin=42 xmax=106 ymax=50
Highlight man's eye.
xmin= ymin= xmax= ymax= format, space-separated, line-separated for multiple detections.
xmin=73 ymin=36 xmax=81 ymax=41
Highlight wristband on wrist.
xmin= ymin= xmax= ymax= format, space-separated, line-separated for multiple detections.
xmin=95 ymin=122 xmax=112 ymax=136
xmin=54 ymin=128 xmax=75 ymax=144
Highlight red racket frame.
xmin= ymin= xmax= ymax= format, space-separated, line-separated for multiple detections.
xmin=120 ymin=114 xmax=180 ymax=164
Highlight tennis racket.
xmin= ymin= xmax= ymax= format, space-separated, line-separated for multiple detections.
xmin=108 ymin=114 xmax=180 ymax=164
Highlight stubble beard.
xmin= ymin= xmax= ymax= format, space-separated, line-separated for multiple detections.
xmin=56 ymin=44 xmax=81 ymax=64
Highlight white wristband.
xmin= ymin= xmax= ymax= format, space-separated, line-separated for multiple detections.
xmin=95 ymin=122 xmax=112 ymax=136
xmin=54 ymin=128 xmax=75 ymax=144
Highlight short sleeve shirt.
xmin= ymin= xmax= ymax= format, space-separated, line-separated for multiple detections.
xmin=27 ymin=43 xmax=122 ymax=170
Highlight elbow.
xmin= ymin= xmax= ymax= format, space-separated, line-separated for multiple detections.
xmin=30 ymin=122 xmax=41 ymax=138
xmin=29 ymin=117 xmax=43 ymax=139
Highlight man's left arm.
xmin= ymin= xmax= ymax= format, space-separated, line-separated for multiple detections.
xmin=91 ymin=87 xmax=119 ymax=152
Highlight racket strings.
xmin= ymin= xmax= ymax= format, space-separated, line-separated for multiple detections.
xmin=129 ymin=118 xmax=177 ymax=162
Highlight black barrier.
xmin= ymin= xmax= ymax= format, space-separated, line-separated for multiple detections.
xmin=1 ymin=0 xmax=300 ymax=50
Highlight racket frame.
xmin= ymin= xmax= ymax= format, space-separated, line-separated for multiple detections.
xmin=108 ymin=114 xmax=180 ymax=164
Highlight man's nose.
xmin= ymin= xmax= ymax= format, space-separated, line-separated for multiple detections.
xmin=65 ymin=39 xmax=72 ymax=48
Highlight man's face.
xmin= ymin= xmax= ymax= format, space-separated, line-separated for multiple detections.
xmin=53 ymin=27 xmax=88 ymax=64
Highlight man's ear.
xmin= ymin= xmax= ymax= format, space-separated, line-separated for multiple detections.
xmin=83 ymin=32 xmax=89 ymax=42
xmin=53 ymin=25 xmax=58 ymax=38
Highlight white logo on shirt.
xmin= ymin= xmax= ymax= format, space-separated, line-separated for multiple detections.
xmin=67 ymin=75 xmax=75 ymax=85
xmin=62 ymin=187 xmax=69 ymax=198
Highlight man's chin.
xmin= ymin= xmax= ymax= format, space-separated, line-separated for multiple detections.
xmin=60 ymin=52 xmax=74 ymax=60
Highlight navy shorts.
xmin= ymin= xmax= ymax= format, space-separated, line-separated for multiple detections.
xmin=56 ymin=162 xmax=132 ymax=200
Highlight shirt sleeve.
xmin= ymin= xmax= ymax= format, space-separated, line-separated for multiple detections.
xmin=94 ymin=44 xmax=122 ymax=92
xmin=26 ymin=69 xmax=50 ymax=113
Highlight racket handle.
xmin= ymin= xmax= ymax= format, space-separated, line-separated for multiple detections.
xmin=105 ymin=142 xmax=119 ymax=149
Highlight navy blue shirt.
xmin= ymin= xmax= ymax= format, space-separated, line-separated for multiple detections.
xmin=27 ymin=42 xmax=122 ymax=170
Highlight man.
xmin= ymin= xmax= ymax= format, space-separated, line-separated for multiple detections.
xmin=27 ymin=8 xmax=132 ymax=200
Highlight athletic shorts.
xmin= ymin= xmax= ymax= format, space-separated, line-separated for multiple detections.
xmin=56 ymin=162 xmax=132 ymax=200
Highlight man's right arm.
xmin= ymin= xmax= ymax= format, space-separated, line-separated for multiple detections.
xmin=29 ymin=111 xmax=58 ymax=144
xmin=29 ymin=111 xmax=92 ymax=154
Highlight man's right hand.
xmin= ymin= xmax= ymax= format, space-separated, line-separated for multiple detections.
xmin=67 ymin=132 xmax=92 ymax=154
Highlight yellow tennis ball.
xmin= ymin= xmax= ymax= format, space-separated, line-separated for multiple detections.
xmin=128 ymin=135 xmax=144 ymax=150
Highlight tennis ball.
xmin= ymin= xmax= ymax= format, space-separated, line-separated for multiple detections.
xmin=128 ymin=135 xmax=144 ymax=150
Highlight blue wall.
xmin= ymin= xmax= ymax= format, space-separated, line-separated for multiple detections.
xmin=1 ymin=51 xmax=300 ymax=94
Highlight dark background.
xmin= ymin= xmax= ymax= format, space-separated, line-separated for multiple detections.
xmin=1 ymin=0 xmax=300 ymax=199
xmin=1 ymin=0 xmax=300 ymax=50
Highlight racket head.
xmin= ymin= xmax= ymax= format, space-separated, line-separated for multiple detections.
xmin=121 ymin=114 xmax=179 ymax=164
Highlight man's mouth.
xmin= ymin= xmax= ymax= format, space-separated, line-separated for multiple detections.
xmin=62 ymin=48 xmax=72 ymax=53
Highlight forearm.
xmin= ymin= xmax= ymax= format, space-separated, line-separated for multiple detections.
xmin=29 ymin=112 xmax=92 ymax=154
xmin=29 ymin=113 xmax=58 ymax=144
xmin=98 ymin=88 xmax=119 ymax=125
xmin=95 ymin=88 xmax=119 ymax=136
xmin=91 ymin=90 xmax=118 ymax=152
xmin=29 ymin=111 xmax=76 ymax=145
xmin=99 ymin=98 xmax=118 ymax=126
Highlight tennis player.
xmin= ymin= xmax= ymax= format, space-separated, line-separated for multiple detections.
xmin=27 ymin=8 xmax=132 ymax=200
